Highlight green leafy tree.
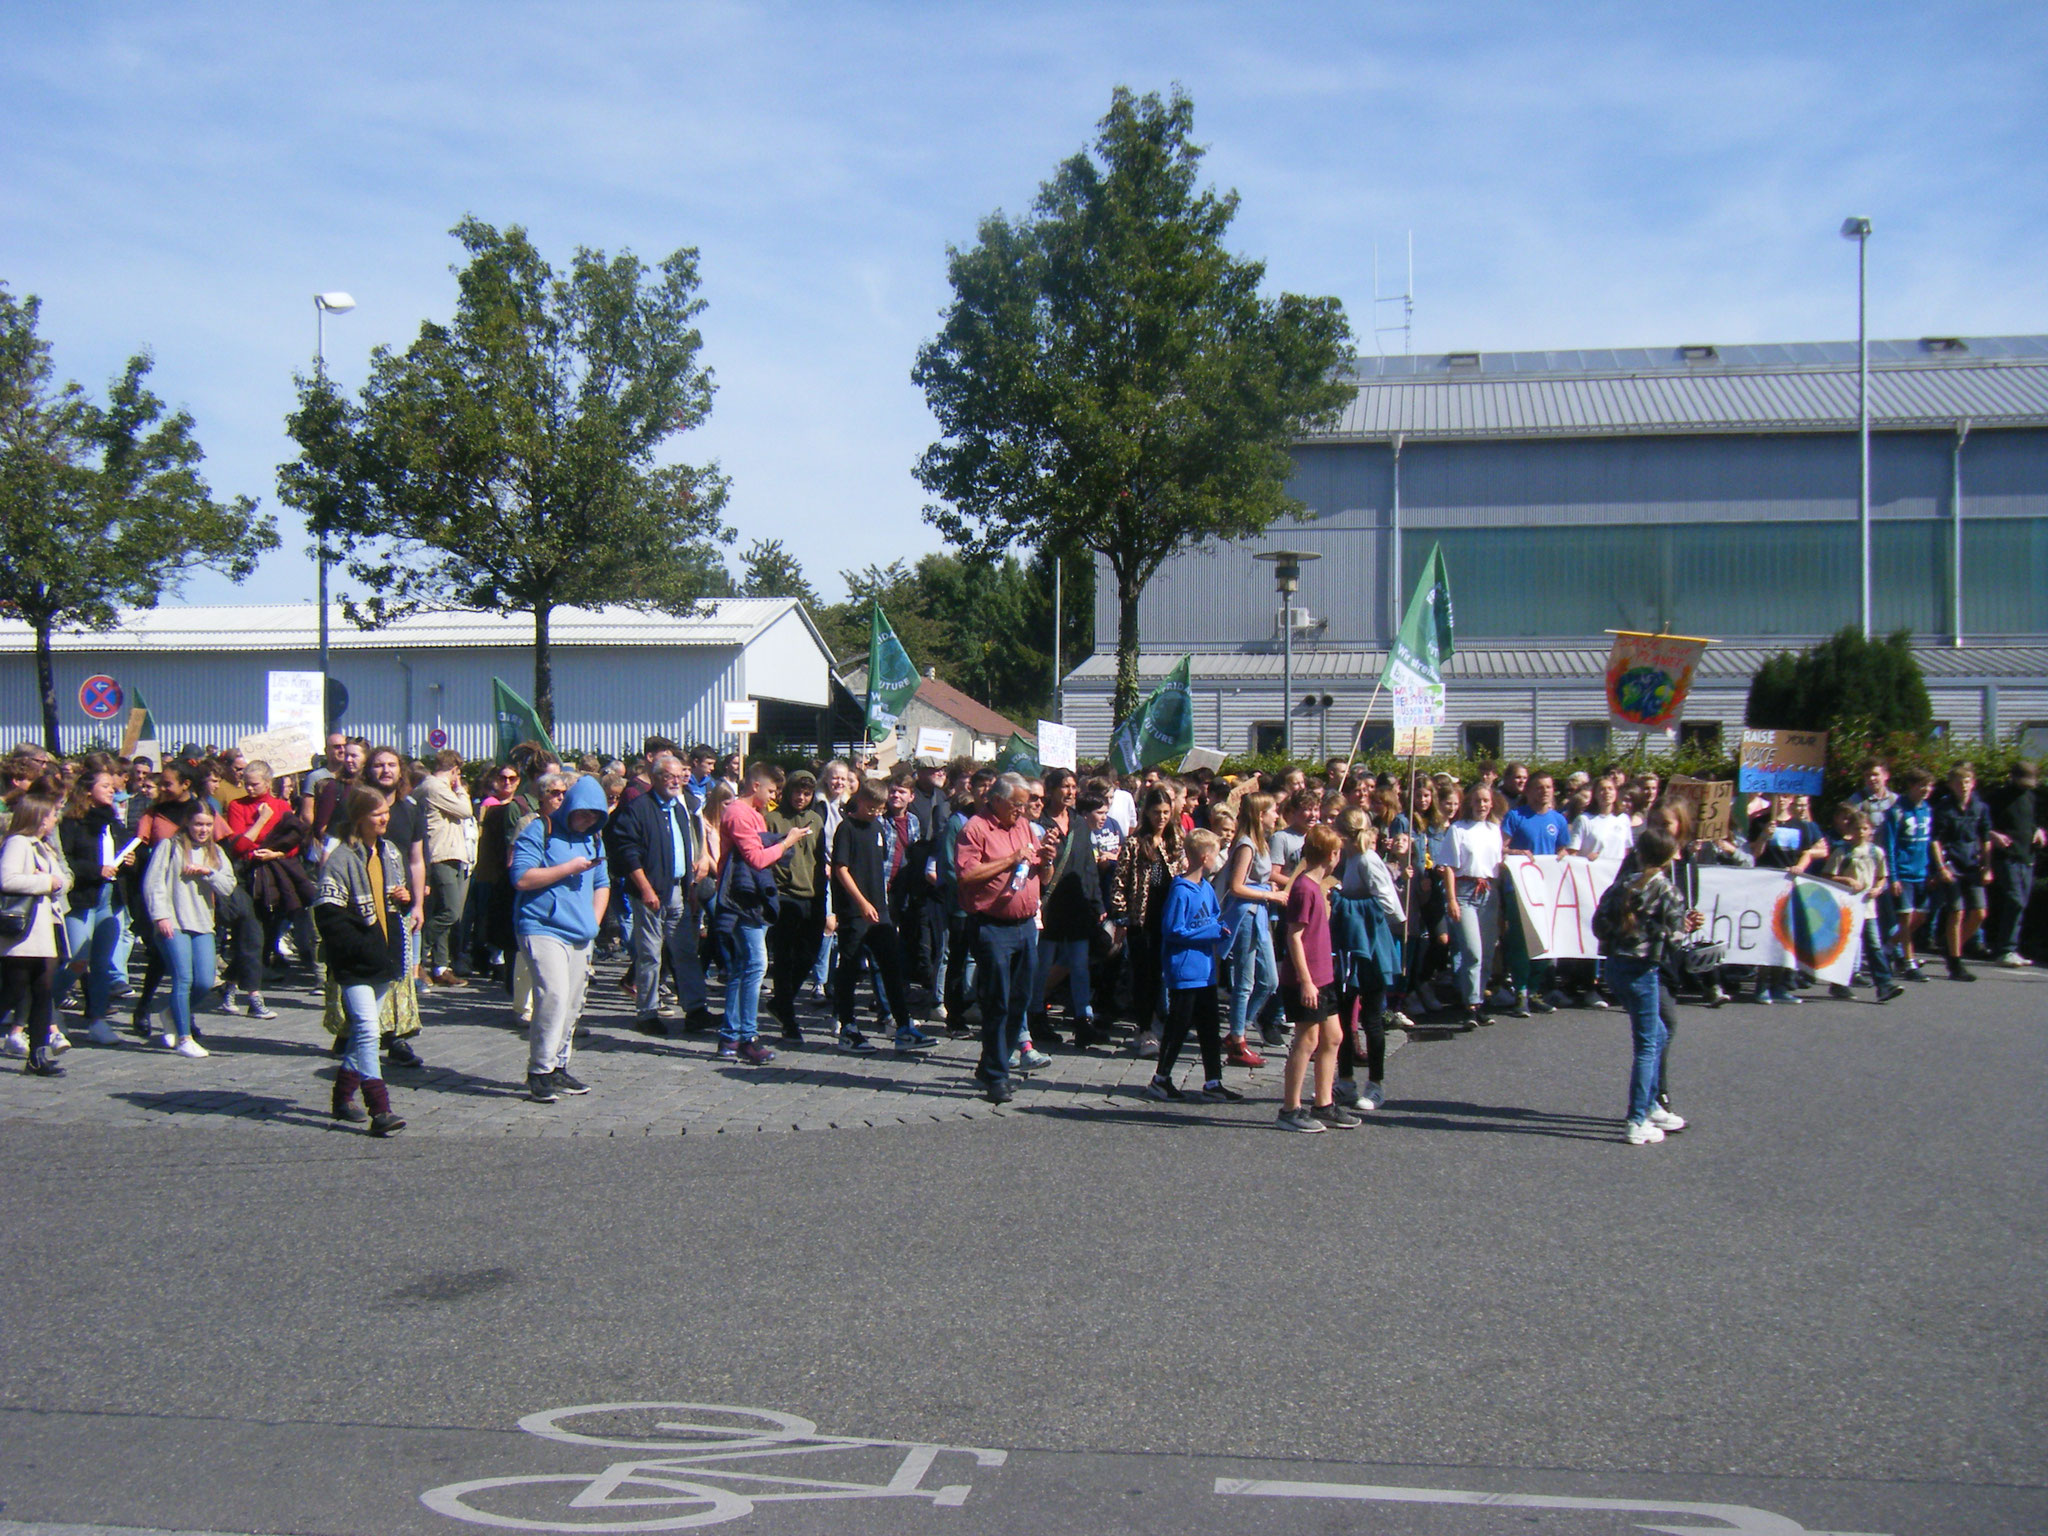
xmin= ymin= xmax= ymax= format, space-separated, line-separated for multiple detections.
xmin=0 ymin=285 xmax=276 ymax=749
xmin=1746 ymin=626 xmax=1934 ymax=747
xmin=913 ymin=86 xmax=1353 ymax=723
xmin=738 ymin=537 xmax=820 ymax=607
xmin=280 ymin=218 xmax=733 ymax=730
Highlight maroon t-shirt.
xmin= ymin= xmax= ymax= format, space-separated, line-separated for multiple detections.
xmin=1278 ymin=874 xmax=1334 ymax=988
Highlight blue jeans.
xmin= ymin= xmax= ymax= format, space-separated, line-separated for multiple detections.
xmin=1452 ymin=880 xmax=1499 ymax=1008
xmin=154 ymin=928 xmax=216 ymax=1042
xmin=809 ymin=929 xmax=835 ymax=993
xmin=1225 ymin=904 xmax=1276 ymax=1038
xmin=973 ymin=918 xmax=1037 ymax=1087
xmin=1029 ymin=936 xmax=1093 ymax=1022
xmin=340 ymin=982 xmax=387 ymax=1079
xmin=1608 ymin=954 xmax=1667 ymax=1124
xmin=57 ymin=886 xmax=126 ymax=1022
xmin=720 ymin=922 xmax=768 ymax=1042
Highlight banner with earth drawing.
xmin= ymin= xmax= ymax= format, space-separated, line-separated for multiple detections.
xmin=1605 ymin=631 xmax=1709 ymax=735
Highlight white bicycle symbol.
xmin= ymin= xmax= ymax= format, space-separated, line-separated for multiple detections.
xmin=420 ymin=1401 xmax=1008 ymax=1531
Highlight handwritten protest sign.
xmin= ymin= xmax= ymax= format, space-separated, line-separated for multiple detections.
xmin=1738 ymin=729 xmax=1828 ymax=796
xmin=235 ymin=727 xmax=315 ymax=777
xmin=1036 ymin=720 xmax=1078 ymax=772
xmin=1695 ymin=867 xmax=1864 ymax=984
xmin=1665 ymin=775 xmax=1734 ymax=842
xmin=1507 ymin=854 xmax=1624 ymax=960
xmin=1605 ymin=632 xmax=1708 ymax=734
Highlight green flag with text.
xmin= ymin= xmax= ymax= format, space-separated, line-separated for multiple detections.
xmin=1110 ymin=656 xmax=1195 ymax=774
xmin=993 ymin=732 xmax=1042 ymax=777
xmin=864 ymin=604 xmax=919 ymax=744
xmin=492 ymin=677 xmax=557 ymax=764
xmin=1381 ymin=544 xmax=1455 ymax=728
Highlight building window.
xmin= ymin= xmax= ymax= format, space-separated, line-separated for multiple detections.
xmin=2018 ymin=722 xmax=2048 ymax=758
xmin=1462 ymin=721 xmax=1503 ymax=759
xmin=1252 ymin=722 xmax=1286 ymax=755
xmin=1356 ymin=722 xmax=1394 ymax=755
xmin=1566 ymin=721 xmax=1611 ymax=760
xmin=1679 ymin=721 xmax=1723 ymax=752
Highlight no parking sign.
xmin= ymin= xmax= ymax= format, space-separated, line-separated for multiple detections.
xmin=78 ymin=675 xmax=124 ymax=719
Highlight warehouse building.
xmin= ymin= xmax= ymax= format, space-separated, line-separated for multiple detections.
xmin=0 ymin=598 xmax=839 ymax=759
xmin=1063 ymin=335 xmax=2048 ymax=759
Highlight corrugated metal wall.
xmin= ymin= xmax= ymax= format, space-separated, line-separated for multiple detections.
xmin=0 ymin=641 xmax=799 ymax=759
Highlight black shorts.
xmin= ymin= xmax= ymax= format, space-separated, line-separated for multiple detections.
xmin=1939 ymin=877 xmax=1989 ymax=913
xmin=1282 ymin=984 xmax=1331 ymax=1024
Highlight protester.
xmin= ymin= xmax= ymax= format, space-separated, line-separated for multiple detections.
xmin=141 ymin=801 xmax=236 ymax=1058
xmin=1986 ymin=761 xmax=2042 ymax=967
xmin=55 ymin=766 xmax=133 ymax=1045
xmin=1821 ymin=807 xmax=1903 ymax=1002
xmin=1109 ymin=785 xmax=1180 ymax=1059
xmin=1141 ymin=828 xmax=1244 ymax=1104
xmin=1929 ymin=763 xmax=1993 ymax=982
xmin=1592 ymin=826 xmax=1702 ymax=1146
xmin=511 ymin=773 xmax=610 ymax=1101
xmin=1748 ymin=792 xmax=1828 ymax=1002
xmin=1882 ymin=768 xmax=1937 ymax=979
xmin=1219 ymin=793 xmax=1285 ymax=1066
xmin=832 ymin=777 xmax=934 ymax=1057
xmin=1 ymin=793 xmax=73 ymax=1075
xmin=334 ymin=746 xmax=427 ymax=1065
xmin=1276 ymin=825 xmax=1356 ymax=1132
xmin=956 ymin=773 xmax=1044 ymax=1104
xmin=418 ymin=749 xmax=476 ymax=986
xmin=766 ymin=770 xmax=828 ymax=1039
xmin=717 ymin=762 xmax=808 ymax=1061
xmin=313 ymin=787 xmax=408 ymax=1134
xmin=1332 ymin=808 xmax=1403 ymax=1111
xmin=1030 ymin=771 xmax=1107 ymax=1050
xmin=1501 ymin=770 xmax=1574 ymax=1016
xmin=1447 ymin=781 xmax=1505 ymax=1028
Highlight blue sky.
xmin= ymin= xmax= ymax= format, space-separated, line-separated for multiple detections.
xmin=4 ymin=1 xmax=2043 ymax=608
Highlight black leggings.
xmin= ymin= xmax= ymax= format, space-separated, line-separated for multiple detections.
xmin=1 ymin=955 xmax=58 ymax=1050
xmin=1657 ymin=973 xmax=1676 ymax=1105
xmin=1160 ymin=983 xmax=1223 ymax=1083
xmin=1338 ymin=980 xmax=1386 ymax=1083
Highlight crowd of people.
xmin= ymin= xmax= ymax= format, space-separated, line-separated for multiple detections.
xmin=1 ymin=731 xmax=2041 ymax=1145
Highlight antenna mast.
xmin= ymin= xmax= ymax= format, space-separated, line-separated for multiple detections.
xmin=1373 ymin=232 xmax=1415 ymax=356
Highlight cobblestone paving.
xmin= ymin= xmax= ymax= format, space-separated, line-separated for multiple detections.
xmin=0 ymin=953 xmax=1332 ymax=1140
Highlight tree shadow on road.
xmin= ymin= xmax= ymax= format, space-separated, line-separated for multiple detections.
xmin=112 ymin=1089 xmax=332 ymax=1132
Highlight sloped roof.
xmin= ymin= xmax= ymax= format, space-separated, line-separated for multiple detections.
xmin=912 ymin=675 xmax=1025 ymax=740
xmin=1064 ymin=642 xmax=2048 ymax=687
xmin=1310 ymin=336 xmax=2048 ymax=442
xmin=0 ymin=598 xmax=820 ymax=654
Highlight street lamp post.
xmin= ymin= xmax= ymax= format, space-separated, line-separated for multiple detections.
xmin=1255 ymin=548 xmax=1319 ymax=760
xmin=313 ymin=292 xmax=355 ymax=733
xmin=1840 ymin=218 xmax=1872 ymax=634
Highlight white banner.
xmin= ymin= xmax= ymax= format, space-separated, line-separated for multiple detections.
xmin=1507 ymin=854 xmax=1623 ymax=960
xmin=267 ymin=670 xmax=325 ymax=739
xmin=1695 ymin=867 xmax=1865 ymax=985
xmin=1036 ymin=719 xmax=1077 ymax=772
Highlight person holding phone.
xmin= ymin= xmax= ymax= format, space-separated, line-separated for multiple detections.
xmin=511 ymin=773 xmax=610 ymax=1103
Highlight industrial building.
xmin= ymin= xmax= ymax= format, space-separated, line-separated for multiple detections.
xmin=0 ymin=599 xmax=839 ymax=759
xmin=1063 ymin=335 xmax=2048 ymax=760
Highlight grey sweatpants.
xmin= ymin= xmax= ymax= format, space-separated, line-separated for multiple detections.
xmin=523 ymin=932 xmax=592 ymax=1077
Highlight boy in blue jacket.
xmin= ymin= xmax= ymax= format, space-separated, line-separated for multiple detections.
xmin=512 ymin=774 xmax=609 ymax=1103
xmin=1144 ymin=829 xmax=1245 ymax=1104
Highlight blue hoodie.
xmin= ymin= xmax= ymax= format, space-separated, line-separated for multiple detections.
xmin=512 ymin=775 xmax=611 ymax=945
xmin=1161 ymin=874 xmax=1232 ymax=991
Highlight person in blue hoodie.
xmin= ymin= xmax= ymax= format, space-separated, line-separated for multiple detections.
xmin=512 ymin=772 xmax=610 ymax=1104
xmin=1143 ymin=828 xmax=1246 ymax=1105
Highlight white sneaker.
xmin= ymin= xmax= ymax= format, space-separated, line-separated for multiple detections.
xmin=1998 ymin=953 xmax=2030 ymax=968
xmin=156 ymin=1032 xmax=179 ymax=1050
xmin=1647 ymin=1105 xmax=1687 ymax=1133
xmin=173 ymin=1036 xmax=209 ymax=1058
xmin=1361 ymin=1081 xmax=1385 ymax=1111
xmin=48 ymin=1027 xmax=72 ymax=1054
xmin=1332 ymin=1078 xmax=1362 ymax=1108
xmin=87 ymin=1019 xmax=119 ymax=1045
xmin=1019 ymin=1046 xmax=1051 ymax=1071
xmin=1386 ymin=1010 xmax=1418 ymax=1031
xmin=1623 ymin=1118 xmax=1666 ymax=1145
xmin=0 ymin=1028 xmax=26 ymax=1059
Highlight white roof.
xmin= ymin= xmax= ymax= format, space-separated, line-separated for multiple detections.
xmin=0 ymin=598 xmax=819 ymax=654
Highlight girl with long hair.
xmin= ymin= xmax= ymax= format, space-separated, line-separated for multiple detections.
xmin=1 ymin=794 xmax=74 ymax=1074
xmin=1220 ymin=792 xmax=1288 ymax=1068
xmin=1447 ymin=781 xmax=1505 ymax=1028
xmin=141 ymin=802 xmax=235 ymax=1057
xmin=1592 ymin=826 xmax=1702 ymax=1145
xmin=1109 ymin=784 xmax=1181 ymax=1057
xmin=314 ymin=787 xmax=408 ymax=1135
xmin=56 ymin=766 xmax=134 ymax=1044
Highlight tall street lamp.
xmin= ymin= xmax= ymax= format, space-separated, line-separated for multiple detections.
xmin=1255 ymin=548 xmax=1319 ymax=760
xmin=313 ymin=292 xmax=355 ymax=733
xmin=1840 ymin=218 xmax=1872 ymax=634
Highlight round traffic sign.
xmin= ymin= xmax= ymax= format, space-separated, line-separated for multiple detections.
xmin=326 ymin=678 xmax=349 ymax=722
xmin=428 ymin=727 xmax=449 ymax=750
xmin=78 ymin=675 xmax=124 ymax=719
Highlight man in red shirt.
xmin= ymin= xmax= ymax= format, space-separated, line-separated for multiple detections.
xmin=955 ymin=772 xmax=1053 ymax=1103
xmin=716 ymin=762 xmax=809 ymax=1063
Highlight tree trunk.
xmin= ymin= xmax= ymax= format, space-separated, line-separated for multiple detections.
xmin=533 ymin=603 xmax=554 ymax=737
xmin=35 ymin=618 xmax=59 ymax=754
xmin=1114 ymin=577 xmax=1142 ymax=727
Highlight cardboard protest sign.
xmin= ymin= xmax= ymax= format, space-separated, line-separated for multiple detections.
xmin=1605 ymin=632 xmax=1708 ymax=734
xmin=236 ymin=727 xmax=316 ymax=777
xmin=1036 ymin=720 xmax=1078 ymax=772
xmin=1694 ymin=867 xmax=1864 ymax=984
xmin=1178 ymin=746 xmax=1226 ymax=775
xmin=1507 ymin=854 xmax=1624 ymax=960
xmin=1738 ymin=729 xmax=1828 ymax=796
xmin=1665 ymin=775 xmax=1734 ymax=842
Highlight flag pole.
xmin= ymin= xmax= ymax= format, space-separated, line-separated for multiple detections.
xmin=1335 ymin=681 xmax=1384 ymax=791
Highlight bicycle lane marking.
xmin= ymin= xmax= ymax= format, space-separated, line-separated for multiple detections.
xmin=420 ymin=1402 xmax=1007 ymax=1532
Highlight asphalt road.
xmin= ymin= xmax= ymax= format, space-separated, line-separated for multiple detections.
xmin=0 ymin=972 xmax=2041 ymax=1536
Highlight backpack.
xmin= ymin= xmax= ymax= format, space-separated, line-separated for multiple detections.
xmin=1591 ymin=873 xmax=1650 ymax=949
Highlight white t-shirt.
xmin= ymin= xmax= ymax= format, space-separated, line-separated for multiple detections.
xmin=1571 ymin=812 xmax=1635 ymax=862
xmin=1107 ymin=788 xmax=1138 ymax=839
xmin=1448 ymin=818 xmax=1504 ymax=880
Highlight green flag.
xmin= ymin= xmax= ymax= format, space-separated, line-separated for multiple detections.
xmin=122 ymin=687 xmax=161 ymax=759
xmin=1381 ymin=544 xmax=1454 ymax=727
xmin=492 ymin=677 xmax=557 ymax=764
xmin=993 ymin=732 xmax=1041 ymax=777
xmin=863 ymin=603 xmax=919 ymax=744
xmin=1110 ymin=656 xmax=1196 ymax=774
